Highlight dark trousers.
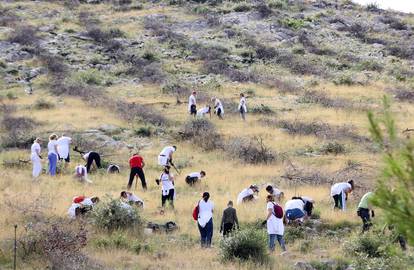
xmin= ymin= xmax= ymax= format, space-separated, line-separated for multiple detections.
xmin=333 ymin=193 xmax=344 ymax=209
xmin=190 ymin=104 xmax=197 ymax=116
xmin=161 ymin=189 xmax=174 ymax=208
xmin=242 ymin=194 xmax=255 ymax=203
xmin=357 ymin=208 xmax=372 ymax=232
xmin=223 ymin=222 xmax=234 ymax=236
xmin=185 ymin=176 xmax=199 ymax=186
xmin=128 ymin=167 xmax=147 ymax=190
xmin=198 ymin=218 xmax=213 ymax=247
xmin=86 ymin=152 xmax=101 ymax=173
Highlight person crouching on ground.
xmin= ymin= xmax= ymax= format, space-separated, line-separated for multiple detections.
xmin=220 ymin=200 xmax=239 ymax=236
xmin=331 ymin=180 xmax=354 ymax=211
xmin=284 ymin=197 xmax=306 ymax=225
xmin=197 ymin=192 xmax=214 ymax=248
xmin=120 ymin=191 xmax=144 ymax=208
xmin=74 ymin=164 xmax=92 ymax=183
xmin=237 ymin=185 xmax=259 ymax=204
xmin=266 ymin=195 xmax=286 ymax=253
xmin=185 ymin=170 xmax=206 ymax=186
xmin=266 ymin=185 xmax=284 ymax=202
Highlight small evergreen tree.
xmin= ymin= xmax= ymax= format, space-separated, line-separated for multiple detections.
xmin=368 ymin=96 xmax=414 ymax=245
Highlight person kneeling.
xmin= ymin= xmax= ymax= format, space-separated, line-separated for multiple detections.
xmin=120 ymin=191 xmax=144 ymax=208
xmin=185 ymin=171 xmax=206 ymax=186
xmin=74 ymin=165 xmax=92 ymax=183
xmin=284 ymin=198 xmax=307 ymax=225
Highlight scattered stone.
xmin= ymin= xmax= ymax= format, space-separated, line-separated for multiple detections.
xmin=294 ymin=261 xmax=315 ymax=270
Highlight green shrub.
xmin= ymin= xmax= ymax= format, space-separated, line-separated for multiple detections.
xmin=319 ymin=142 xmax=346 ymax=155
xmin=219 ymin=228 xmax=269 ymax=264
xmin=6 ymin=92 xmax=17 ymax=100
xmin=267 ymin=0 xmax=288 ymax=9
xmin=250 ymin=104 xmax=274 ymax=115
xmin=333 ymin=73 xmax=356 ymax=86
xmin=33 ymin=98 xmax=55 ymax=110
xmin=284 ymin=226 xmax=305 ymax=244
xmin=280 ymin=18 xmax=305 ymax=30
xmin=92 ymin=199 xmax=142 ymax=231
xmin=233 ymin=3 xmax=251 ymax=12
xmin=310 ymin=258 xmax=349 ymax=270
xmin=134 ymin=126 xmax=153 ymax=137
xmin=356 ymin=60 xmax=383 ymax=72
xmin=75 ymin=69 xmax=104 ymax=85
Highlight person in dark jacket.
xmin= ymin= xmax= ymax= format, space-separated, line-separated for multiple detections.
xmin=220 ymin=201 xmax=239 ymax=236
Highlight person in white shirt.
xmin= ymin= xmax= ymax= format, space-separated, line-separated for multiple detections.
xmin=47 ymin=134 xmax=59 ymax=176
xmin=156 ymin=166 xmax=175 ymax=213
xmin=284 ymin=198 xmax=306 ymax=224
xmin=68 ymin=196 xmax=99 ymax=218
xmin=74 ymin=165 xmax=92 ymax=183
xmin=266 ymin=195 xmax=286 ymax=252
xmin=197 ymin=105 xmax=211 ymax=118
xmin=157 ymin=145 xmax=176 ymax=167
xmin=196 ymin=192 xmax=214 ymax=248
xmin=266 ymin=185 xmax=284 ymax=202
xmin=68 ymin=203 xmax=81 ymax=219
xmin=238 ymin=93 xmax=247 ymax=121
xmin=237 ymin=185 xmax=259 ymax=204
xmin=293 ymin=196 xmax=314 ymax=217
xmin=212 ymin=97 xmax=224 ymax=119
xmin=57 ymin=134 xmax=72 ymax=168
xmin=188 ymin=91 xmax=197 ymax=117
xmin=120 ymin=191 xmax=144 ymax=208
xmin=331 ymin=180 xmax=354 ymax=211
xmin=30 ymin=137 xmax=42 ymax=179
xmin=185 ymin=171 xmax=206 ymax=186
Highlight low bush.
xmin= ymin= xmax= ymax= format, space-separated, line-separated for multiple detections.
xmin=233 ymin=3 xmax=251 ymax=12
xmin=1 ymin=116 xmax=36 ymax=148
xmin=0 ymin=6 xmax=18 ymax=26
xmin=267 ymin=0 xmax=288 ymax=9
xmin=8 ymin=26 xmax=40 ymax=47
xmin=280 ymin=18 xmax=306 ymax=30
xmin=333 ymin=72 xmax=357 ymax=86
xmin=178 ymin=119 xmax=222 ymax=151
xmin=310 ymin=259 xmax=349 ymax=270
xmin=250 ymin=104 xmax=274 ymax=114
xmin=319 ymin=142 xmax=346 ymax=155
xmin=134 ymin=126 xmax=153 ymax=137
xmin=92 ymin=199 xmax=143 ymax=231
xmin=115 ymin=101 xmax=168 ymax=126
xmin=356 ymin=59 xmax=383 ymax=72
xmin=255 ymin=3 xmax=272 ymax=18
xmin=50 ymin=77 xmax=102 ymax=102
xmin=74 ymin=69 xmax=104 ymax=85
xmin=224 ymin=136 xmax=276 ymax=164
xmin=33 ymin=98 xmax=55 ymax=110
xmin=386 ymin=43 xmax=414 ymax=60
xmin=161 ymin=81 xmax=191 ymax=97
xmin=299 ymin=90 xmax=352 ymax=109
xmin=18 ymin=217 xmax=100 ymax=269
xmin=393 ymin=88 xmax=414 ymax=103
xmin=219 ymin=228 xmax=269 ymax=264
xmin=39 ymin=53 xmax=68 ymax=77
xmin=284 ymin=226 xmax=305 ymax=244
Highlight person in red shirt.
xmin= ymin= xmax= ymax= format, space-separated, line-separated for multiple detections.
xmin=128 ymin=153 xmax=147 ymax=190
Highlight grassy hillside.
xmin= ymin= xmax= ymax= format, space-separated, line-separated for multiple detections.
xmin=0 ymin=0 xmax=413 ymax=269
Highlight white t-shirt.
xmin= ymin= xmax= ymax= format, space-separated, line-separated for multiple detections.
xmin=127 ymin=193 xmax=143 ymax=204
xmin=47 ymin=140 xmax=58 ymax=155
xmin=266 ymin=202 xmax=284 ymax=235
xmin=31 ymin=142 xmax=41 ymax=156
xmin=159 ymin=146 xmax=175 ymax=157
xmin=82 ymin=198 xmax=94 ymax=207
xmin=57 ymin=136 xmax=71 ymax=159
xmin=237 ymin=188 xmax=254 ymax=204
xmin=188 ymin=94 xmax=196 ymax=111
xmin=83 ymin=152 xmax=91 ymax=160
xmin=214 ymin=99 xmax=224 ymax=114
xmin=197 ymin=106 xmax=210 ymax=117
xmin=198 ymin=199 xmax=214 ymax=228
xmin=271 ymin=188 xmax=282 ymax=196
xmin=285 ymin=199 xmax=305 ymax=211
xmin=238 ymin=97 xmax=247 ymax=112
xmin=161 ymin=172 xmax=174 ymax=195
xmin=331 ymin=183 xmax=352 ymax=196
xmin=188 ymin=172 xmax=201 ymax=178
xmin=120 ymin=201 xmax=133 ymax=211
xmin=68 ymin=203 xmax=80 ymax=219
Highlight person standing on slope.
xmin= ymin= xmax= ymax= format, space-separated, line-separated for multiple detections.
xmin=57 ymin=134 xmax=72 ymax=169
xmin=31 ymin=137 xmax=42 ymax=179
xmin=188 ymin=91 xmax=197 ymax=117
xmin=238 ymin=93 xmax=247 ymax=121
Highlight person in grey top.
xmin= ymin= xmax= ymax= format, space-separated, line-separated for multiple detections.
xmin=220 ymin=201 xmax=239 ymax=236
